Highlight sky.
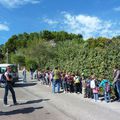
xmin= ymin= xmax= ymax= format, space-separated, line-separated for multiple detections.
xmin=0 ymin=0 xmax=120 ymax=44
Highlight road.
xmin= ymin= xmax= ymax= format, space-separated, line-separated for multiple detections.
xmin=0 ymin=72 xmax=120 ymax=120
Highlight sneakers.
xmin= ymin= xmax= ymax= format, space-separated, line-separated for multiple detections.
xmin=14 ymin=102 xmax=19 ymax=105
xmin=4 ymin=104 xmax=11 ymax=107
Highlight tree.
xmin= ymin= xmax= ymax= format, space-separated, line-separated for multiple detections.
xmin=10 ymin=54 xmax=25 ymax=66
xmin=41 ymin=30 xmax=54 ymax=40
xmin=5 ymin=35 xmax=18 ymax=53
xmin=0 ymin=48 xmax=4 ymax=63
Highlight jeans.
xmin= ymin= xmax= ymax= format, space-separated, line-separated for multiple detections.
xmin=63 ymin=81 xmax=68 ymax=92
xmin=4 ymin=83 xmax=17 ymax=105
xmin=104 ymin=92 xmax=110 ymax=102
xmin=115 ymin=80 xmax=120 ymax=99
xmin=52 ymin=79 xmax=60 ymax=93
xmin=93 ymin=93 xmax=99 ymax=101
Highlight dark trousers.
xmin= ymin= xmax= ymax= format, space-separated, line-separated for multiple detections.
xmin=86 ymin=87 xmax=91 ymax=98
xmin=79 ymin=82 xmax=82 ymax=94
xmin=115 ymin=81 xmax=120 ymax=99
xmin=69 ymin=83 xmax=74 ymax=93
xmin=113 ymin=82 xmax=119 ymax=100
xmin=75 ymin=83 xmax=80 ymax=93
xmin=4 ymin=83 xmax=17 ymax=105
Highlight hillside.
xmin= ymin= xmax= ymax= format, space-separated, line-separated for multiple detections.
xmin=1 ymin=30 xmax=120 ymax=80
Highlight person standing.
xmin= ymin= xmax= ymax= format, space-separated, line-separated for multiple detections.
xmin=99 ymin=76 xmax=111 ymax=103
xmin=22 ymin=67 xmax=26 ymax=82
xmin=113 ymin=65 xmax=120 ymax=101
xmin=49 ymin=70 xmax=53 ymax=86
xmin=30 ymin=67 xmax=34 ymax=80
xmin=90 ymin=75 xmax=98 ymax=101
xmin=4 ymin=66 xmax=18 ymax=106
xmin=68 ymin=73 xmax=74 ymax=93
xmin=86 ymin=77 xmax=92 ymax=98
xmin=63 ymin=72 xmax=69 ymax=93
xmin=52 ymin=67 xmax=61 ymax=93
xmin=74 ymin=73 xmax=81 ymax=94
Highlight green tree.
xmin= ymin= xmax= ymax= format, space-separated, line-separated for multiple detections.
xmin=10 ymin=54 xmax=25 ymax=66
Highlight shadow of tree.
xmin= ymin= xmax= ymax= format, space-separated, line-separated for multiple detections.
xmin=0 ymin=106 xmax=43 ymax=116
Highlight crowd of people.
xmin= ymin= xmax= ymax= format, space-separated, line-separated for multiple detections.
xmin=1 ymin=64 xmax=119 ymax=108
xmin=28 ymin=66 xmax=120 ymax=103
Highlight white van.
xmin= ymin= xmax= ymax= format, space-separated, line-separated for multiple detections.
xmin=0 ymin=64 xmax=19 ymax=86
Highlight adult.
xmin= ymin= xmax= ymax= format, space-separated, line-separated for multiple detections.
xmin=52 ymin=67 xmax=61 ymax=93
xmin=4 ymin=66 xmax=18 ymax=106
xmin=22 ymin=66 xmax=26 ymax=82
xmin=30 ymin=67 xmax=34 ymax=80
xmin=113 ymin=65 xmax=120 ymax=101
xmin=74 ymin=72 xmax=82 ymax=94
xmin=34 ymin=69 xmax=38 ymax=79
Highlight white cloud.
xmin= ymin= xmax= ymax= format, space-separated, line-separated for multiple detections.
xmin=0 ymin=23 xmax=9 ymax=31
xmin=43 ymin=18 xmax=59 ymax=25
xmin=0 ymin=0 xmax=40 ymax=8
xmin=43 ymin=12 xmax=120 ymax=39
xmin=61 ymin=12 xmax=120 ymax=39
xmin=113 ymin=6 xmax=120 ymax=11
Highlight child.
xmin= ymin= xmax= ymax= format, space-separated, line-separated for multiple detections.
xmin=99 ymin=76 xmax=111 ymax=103
xmin=93 ymin=84 xmax=99 ymax=102
xmin=90 ymin=75 xmax=99 ymax=102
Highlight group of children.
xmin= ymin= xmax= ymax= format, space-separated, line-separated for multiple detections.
xmin=34 ymin=69 xmax=112 ymax=103
xmin=84 ymin=75 xmax=112 ymax=103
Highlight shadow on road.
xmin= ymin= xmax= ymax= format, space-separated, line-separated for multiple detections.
xmin=19 ymin=99 xmax=50 ymax=105
xmin=14 ymin=83 xmax=37 ymax=87
xmin=0 ymin=106 xmax=43 ymax=116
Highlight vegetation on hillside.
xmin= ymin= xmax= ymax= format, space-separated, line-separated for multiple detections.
xmin=0 ymin=30 xmax=120 ymax=80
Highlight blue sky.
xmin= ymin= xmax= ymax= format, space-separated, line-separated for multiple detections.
xmin=0 ymin=0 xmax=120 ymax=44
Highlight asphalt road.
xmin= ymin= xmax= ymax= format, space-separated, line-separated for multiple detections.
xmin=0 ymin=72 xmax=120 ymax=120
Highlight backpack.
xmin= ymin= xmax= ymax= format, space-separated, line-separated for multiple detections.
xmin=105 ymin=82 xmax=110 ymax=92
xmin=0 ymin=74 xmax=6 ymax=83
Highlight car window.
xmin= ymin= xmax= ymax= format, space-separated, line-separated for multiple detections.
xmin=0 ymin=67 xmax=6 ymax=74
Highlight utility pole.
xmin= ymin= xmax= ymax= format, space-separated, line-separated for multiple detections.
xmin=6 ymin=48 xmax=9 ymax=63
